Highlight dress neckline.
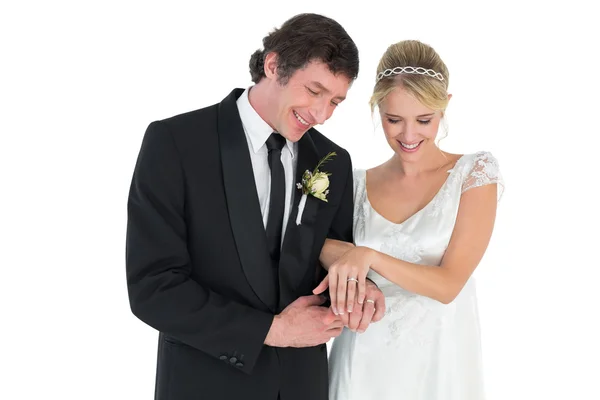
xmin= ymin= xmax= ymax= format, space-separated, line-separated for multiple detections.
xmin=363 ymin=154 xmax=466 ymax=226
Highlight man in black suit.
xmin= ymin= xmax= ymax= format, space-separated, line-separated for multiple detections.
xmin=125 ymin=13 xmax=384 ymax=400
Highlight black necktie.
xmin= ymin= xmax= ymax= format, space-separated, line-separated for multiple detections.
xmin=265 ymin=133 xmax=286 ymax=262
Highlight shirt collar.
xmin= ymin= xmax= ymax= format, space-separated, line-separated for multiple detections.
xmin=236 ymin=87 xmax=295 ymax=158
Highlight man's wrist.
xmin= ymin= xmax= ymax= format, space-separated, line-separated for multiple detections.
xmin=265 ymin=314 xmax=284 ymax=347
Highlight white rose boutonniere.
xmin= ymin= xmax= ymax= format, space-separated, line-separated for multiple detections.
xmin=295 ymin=152 xmax=336 ymax=225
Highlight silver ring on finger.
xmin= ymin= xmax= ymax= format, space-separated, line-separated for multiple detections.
xmin=347 ymin=277 xmax=359 ymax=283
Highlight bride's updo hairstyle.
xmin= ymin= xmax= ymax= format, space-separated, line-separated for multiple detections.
xmin=370 ymin=40 xmax=450 ymax=115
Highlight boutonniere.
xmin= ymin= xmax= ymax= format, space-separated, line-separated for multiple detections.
xmin=295 ymin=152 xmax=336 ymax=225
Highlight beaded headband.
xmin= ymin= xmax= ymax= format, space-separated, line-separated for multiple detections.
xmin=376 ymin=66 xmax=445 ymax=83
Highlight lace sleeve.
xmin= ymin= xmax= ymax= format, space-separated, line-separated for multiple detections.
xmin=461 ymin=151 xmax=505 ymax=201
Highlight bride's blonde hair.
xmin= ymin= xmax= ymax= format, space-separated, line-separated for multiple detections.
xmin=370 ymin=40 xmax=450 ymax=115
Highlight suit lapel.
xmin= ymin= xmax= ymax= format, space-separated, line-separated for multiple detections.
xmin=278 ymin=131 xmax=322 ymax=308
xmin=218 ymin=89 xmax=277 ymax=312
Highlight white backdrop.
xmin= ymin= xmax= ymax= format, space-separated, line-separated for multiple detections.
xmin=2 ymin=1 xmax=599 ymax=399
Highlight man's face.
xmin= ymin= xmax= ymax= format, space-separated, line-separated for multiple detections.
xmin=268 ymin=60 xmax=352 ymax=142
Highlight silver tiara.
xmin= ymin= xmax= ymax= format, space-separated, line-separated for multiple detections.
xmin=376 ymin=66 xmax=444 ymax=82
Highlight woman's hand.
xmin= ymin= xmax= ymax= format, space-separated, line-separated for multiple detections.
xmin=313 ymin=246 xmax=377 ymax=315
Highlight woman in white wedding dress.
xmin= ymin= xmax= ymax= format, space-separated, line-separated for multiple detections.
xmin=315 ymin=40 xmax=504 ymax=399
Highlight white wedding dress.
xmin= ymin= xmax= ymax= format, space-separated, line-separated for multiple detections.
xmin=328 ymin=151 xmax=504 ymax=400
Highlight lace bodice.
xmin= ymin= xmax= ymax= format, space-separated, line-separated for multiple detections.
xmin=351 ymin=151 xmax=503 ymax=346
xmin=329 ymin=152 xmax=503 ymax=400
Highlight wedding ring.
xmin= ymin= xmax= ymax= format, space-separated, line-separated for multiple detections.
xmin=365 ymin=299 xmax=375 ymax=304
xmin=347 ymin=277 xmax=359 ymax=283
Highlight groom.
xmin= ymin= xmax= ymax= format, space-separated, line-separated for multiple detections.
xmin=125 ymin=13 xmax=384 ymax=400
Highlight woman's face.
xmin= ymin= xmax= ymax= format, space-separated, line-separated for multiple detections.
xmin=379 ymin=86 xmax=445 ymax=163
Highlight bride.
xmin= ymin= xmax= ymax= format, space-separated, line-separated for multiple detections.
xmin=315 ymin=40 xmax=504 ymax=399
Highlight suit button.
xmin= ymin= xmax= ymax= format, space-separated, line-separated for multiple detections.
xmin=219 ymin=355 xmax=227 ymax=361
xmin=236 ymin=362 xmax=244 ymax=368
xmin=229 ymin=357 xmax=237 ymax=364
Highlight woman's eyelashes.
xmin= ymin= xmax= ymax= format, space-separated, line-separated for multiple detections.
xmin=387 ymin=118 xmax=431 ymax=125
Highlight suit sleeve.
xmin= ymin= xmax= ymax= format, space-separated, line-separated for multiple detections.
xmin=125 ymin=121 xmax=274 ymax=375
xmin=326 ymin=150 xmax=354 ymax=243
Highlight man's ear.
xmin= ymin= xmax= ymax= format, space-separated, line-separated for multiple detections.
xmin=263 ymin=52 xmax=278 ymax=80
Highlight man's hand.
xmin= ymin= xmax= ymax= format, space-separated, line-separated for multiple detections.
xmin=341 ymin=279 xmax=386 ymax=333
xmin=264 ymin=295 xmax=343 ymax=347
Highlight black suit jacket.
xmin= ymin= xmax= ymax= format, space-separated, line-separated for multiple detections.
xmin=126 ymin=88 xmax=354 ymax=400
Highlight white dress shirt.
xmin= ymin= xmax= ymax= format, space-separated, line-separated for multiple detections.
xmin=236 ymin=87 xmax=298 ymax=244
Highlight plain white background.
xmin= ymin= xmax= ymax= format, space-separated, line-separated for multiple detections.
xmin=1 ymin=1 xmax=599 ymax=399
